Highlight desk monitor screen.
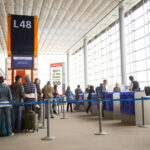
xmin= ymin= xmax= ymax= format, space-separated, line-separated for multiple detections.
xmin=12 ymin=56 xmax=33 ymax=69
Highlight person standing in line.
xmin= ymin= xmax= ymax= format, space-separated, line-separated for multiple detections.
xmin=74 ymin=85 xmax=83 ymax=110
xmin=113 ymin=83 xmax=121 ymax=92
xmin=129 ymin=75 xmax=140 ymax=91
xmin=0 ymin=76 xmax=14 ymax=136
xmin=53 ymin=85 xmax=59 ymax=114
xmin=10 ymin=75 xmax=25 ymax=132
xmin=85 ymin=85 xmax=90 ymax=93
xmin=34 ymin=78 xmax=42 ymax=101
xmin=34 ymin=78 xmax=42 ymax=120
xmin=23 ymin=75 xmax=38 ymax=113
xmin=42 ymin=81 xmax=54 ymax=118
xmin=96 ymin=83 xmax=102 ymax=96
xmin=98 ymin=80 xmax=108 ymax=98
xmin=86 ymin=85 xmax=95 ymax=113
xmin=65 ymin=86 xmax=74 ymax=112
xmin=97 ymin=80 xmax=108 ymax=117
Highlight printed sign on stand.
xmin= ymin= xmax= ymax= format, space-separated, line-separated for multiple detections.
xmin=50 ymin=63 xmax=63 ymax=94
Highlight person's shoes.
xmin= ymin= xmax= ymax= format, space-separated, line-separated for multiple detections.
xmin=53 ymin=111 xmax=57 ymax=114
xmin=8 ymin=133 xmax=14 ymax=136
xmin=14 ymin=130 xmax=19 ymax=133
xmin=51 ymin=116 xmax=54 ymax=118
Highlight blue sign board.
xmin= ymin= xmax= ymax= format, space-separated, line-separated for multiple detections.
xmin=12 ymin=56 xmax=33 ymax=69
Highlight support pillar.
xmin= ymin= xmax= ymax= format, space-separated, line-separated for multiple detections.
xmin=84 ymin=38 xmax=88 ymax=89
xmin=67 ymin=53 xmax=70 ymax=87
xmin=119 ymin=3 xmax=127 ymax=86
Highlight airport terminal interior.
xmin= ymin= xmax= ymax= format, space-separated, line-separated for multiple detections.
xmin=0 ymin=0 xmax=150 ymax=150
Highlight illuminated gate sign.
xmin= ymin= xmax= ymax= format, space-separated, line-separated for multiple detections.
xmin=7 ymin=14 xmax=38 ymax=56
xmin=50 ymin=63 xmax=62 ymax=94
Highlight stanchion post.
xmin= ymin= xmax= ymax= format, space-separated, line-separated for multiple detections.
xmin=95 ymin=98 xmax=107 ymax=135
xmin=58 ymin=98 xmax=60 ymax=115
xmin=39 ymin=102 xmax=46 ymax=129
xmin=61 ymin=98 xmax=63 ymax=113
xmin=61 ymin=96 xmax=67 ymax=119
xmin=39 ymin=103 xmax=43 ymax=123
xmin=41 ymin=100 xmax=55 ymax=140
xmin=138 ymin=97 xmax=149 ymax=128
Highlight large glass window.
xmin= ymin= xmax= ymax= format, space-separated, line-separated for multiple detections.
xmin=69 ymin=0 xmax=150 ymax=91
xmin=125 ymin=0 xmax=150 ymax=89
xmin=87 ymin=22 xmax=121 ymax=90
xmin=69 ymin=49 xmax=84 ymax=91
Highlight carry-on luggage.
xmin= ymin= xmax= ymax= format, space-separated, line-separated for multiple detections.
xmin=24 ymin=112 xmax=38 ymax=132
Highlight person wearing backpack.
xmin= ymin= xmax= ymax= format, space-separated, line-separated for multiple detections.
xmin=10 ymin=75 xmax=25 ymax=132
xmin=23 ymin=75 xmax=38 ymax=113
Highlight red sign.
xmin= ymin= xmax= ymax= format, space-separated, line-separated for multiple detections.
xmin=51 ymin=63 xmax=62 ymax=67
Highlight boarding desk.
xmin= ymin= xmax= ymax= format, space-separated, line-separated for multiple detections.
xmin=84 ymin=91 xmax=150 ymax=126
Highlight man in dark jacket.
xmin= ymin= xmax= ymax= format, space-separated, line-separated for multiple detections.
xmin=129 ymin=76 xmax=140 ymax=91
xmin=86 ymin=85 xmax=95 ymax=113
xmin=34 ymin=78 xmax=41 ymax=100
xmin=10 ymin=75 xmax=25 ymax=132
xmin=34 ymin=78 xmax=42 ymax=120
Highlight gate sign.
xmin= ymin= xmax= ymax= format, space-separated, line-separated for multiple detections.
xmin=7 ymin=14 xmax=38 ymax=56
xmin=50 ymin=63 xmax=62 ymax=94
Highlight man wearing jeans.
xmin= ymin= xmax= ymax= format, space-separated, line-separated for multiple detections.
xmin=0 ymin=76 xmax=13 ymax=136
xmin=10 ymin=75 xmax=25 ymax=132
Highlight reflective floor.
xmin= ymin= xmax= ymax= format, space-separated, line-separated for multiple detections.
xmin=0 ymin=112 xmax=150 ymax=150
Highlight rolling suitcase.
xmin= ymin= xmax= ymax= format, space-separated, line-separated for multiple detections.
xmin=24 ymin=112 xmax=38 ymax=132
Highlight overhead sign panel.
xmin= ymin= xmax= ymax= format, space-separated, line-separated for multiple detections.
xmin=7 ymin=14 xmax=38 ymax=56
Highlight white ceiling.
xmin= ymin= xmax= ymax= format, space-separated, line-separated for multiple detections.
xmin=0 ymin=0 xmax=141 ymax=55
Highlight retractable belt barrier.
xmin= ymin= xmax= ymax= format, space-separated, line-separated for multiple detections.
xmin=1 ymin=97 xmax=150 ymax=106
xmin=1 ymin=97 xmax=150 ymax=140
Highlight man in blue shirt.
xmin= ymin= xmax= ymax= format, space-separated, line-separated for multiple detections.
xmin=96 ymin=80 xmax=108 ymax=117
xmin=96 ymin=80 xmax=107 ymax=98
xmin=0 ymin=76 xmax=13 ymax=136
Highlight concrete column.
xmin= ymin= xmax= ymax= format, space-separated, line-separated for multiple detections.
xmin=67 ymin=53 xmax=70 ymax=86
xmin=119 ymin=3 xmax=127 ymax=85
xmin=84 ymin=38 xmax=88 ymax=89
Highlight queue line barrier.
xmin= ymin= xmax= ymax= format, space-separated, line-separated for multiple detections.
xmin=0 ymin=96 xmax=150 ymax=140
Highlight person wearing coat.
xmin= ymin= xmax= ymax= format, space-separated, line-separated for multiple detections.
xmin=42 ymin=81 xmax=54 ymax=118
xmin=65 ymin=86 xmax=74 ymax=112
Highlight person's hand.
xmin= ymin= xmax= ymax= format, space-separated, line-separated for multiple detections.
xmin=35 ymin=104 xmax=40 ymax=109
xmin=10 ymin=105 xmax=13 ymax=109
